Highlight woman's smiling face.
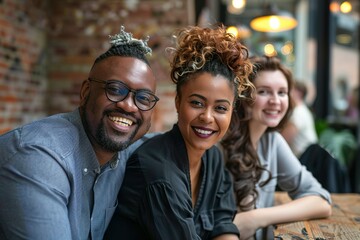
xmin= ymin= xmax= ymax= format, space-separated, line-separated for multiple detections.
xmin=250 ymin=70 xmax=289 ymax=130
xmin=175 ymin=72 xmax=235 ymax=153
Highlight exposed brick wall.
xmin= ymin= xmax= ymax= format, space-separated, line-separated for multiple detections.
xmin=0 ymin=0 xmax=191 ymax=134
xmin=0 ymin=0 xmax=48 ymax=134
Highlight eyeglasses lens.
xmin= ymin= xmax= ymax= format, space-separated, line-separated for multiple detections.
xmin=105 ymin=82 xmax=157 ymax=111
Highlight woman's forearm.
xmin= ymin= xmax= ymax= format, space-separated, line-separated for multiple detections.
xmin=253 ymin=195 xmax=332 ymax=227
xmin=234 ymin=195 xmax=332 ymax=239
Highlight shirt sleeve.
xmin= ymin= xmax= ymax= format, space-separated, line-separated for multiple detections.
xmin=210 ymin=168 xmax=240 ymax=238
xmin=0 ymin=145 xmax=72 ymax=240
xmin=138 ymin=182 xmax=201 ymax=240
xmin=273 ymin=133 xmax=332 ymax=204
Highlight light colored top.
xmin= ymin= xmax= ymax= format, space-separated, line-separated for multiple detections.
xmin=288 ymin=103 xmax=318 ymax=157
xmin=0 ymin=109 xmax=153 ymax=240
xmin=255 ymin=131 xmax=331 ymax=240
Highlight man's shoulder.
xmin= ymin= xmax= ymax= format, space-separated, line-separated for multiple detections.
xmin=24 ymin=112 xmax=80 ymax=141
xmin=0 ymin=111 xmax=84 ymax=156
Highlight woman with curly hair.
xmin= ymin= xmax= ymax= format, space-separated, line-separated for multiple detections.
xmin=221 ymin=56 xmax=332 ymax=240
xmin=104 ymin=25 xmax=254 ymax=240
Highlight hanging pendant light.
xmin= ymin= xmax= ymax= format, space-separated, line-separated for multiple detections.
xmin=250 ymin=3 xmax=297 ymax=32
xmin=227 ymin=0 xmax=247 ymax=15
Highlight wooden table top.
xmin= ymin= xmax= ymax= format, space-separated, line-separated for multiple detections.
xmin=273 ymin=192 xmax=360 ymax=240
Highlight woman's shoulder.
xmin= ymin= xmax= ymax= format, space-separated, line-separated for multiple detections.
xmin=259 ymin=131 xmax=294 ymax=161
xmin=203 ymin=145 xmax=226 ymax=170
xmin=261 ymin=131 xmax=287 ymax=145
xmin=132 ymin=131 xmax=170 ymax=160
xmin=130 ymin=126 xmax=187 ymax=169
xmin=260 ymin=131 xmax=279 ymax=146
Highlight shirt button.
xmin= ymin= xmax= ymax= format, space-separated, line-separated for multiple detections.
xmin=83 ymin=168 xmax=88 ymax=175
xmin=94 ymin=167 xmax=101 ymax=174
xmin=110 ymin=160 xmax=119 ymax=169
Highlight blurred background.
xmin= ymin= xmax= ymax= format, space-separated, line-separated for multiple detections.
xmin=0 ymin=0 xmax=358 ymax=147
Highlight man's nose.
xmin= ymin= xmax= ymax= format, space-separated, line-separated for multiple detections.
xmin=116 ymin=92 xmax=138 ymax=112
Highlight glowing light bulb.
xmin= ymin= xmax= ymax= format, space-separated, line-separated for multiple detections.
xmin=330 ymin=2 xmax=340 ymax=12
xmin=269 ymin=16 xmax=280 ymax=30
xmin=340 ymin=1 xmax=352 ymax=13
xmin=227 ymin=0 xmax=246 ymax=14
xmin=264 ymin=44 xmax=276 ymax=56
xmin=232 ymin=0 xmax=246 ymax=9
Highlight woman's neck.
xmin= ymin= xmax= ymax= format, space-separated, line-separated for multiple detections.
xmin=249 ymin=121 xmax=267 ymax=150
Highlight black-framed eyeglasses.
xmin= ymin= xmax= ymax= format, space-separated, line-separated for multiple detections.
xmin=88 ymin=78 xmax=159 ymax=111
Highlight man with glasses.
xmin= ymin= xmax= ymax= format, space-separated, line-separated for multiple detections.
xmin=0 ymin=26 xmax=159 ymax=240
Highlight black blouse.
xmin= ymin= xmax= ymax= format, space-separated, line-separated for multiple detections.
xmin=104 ymin=124 xmax=239 ymax=240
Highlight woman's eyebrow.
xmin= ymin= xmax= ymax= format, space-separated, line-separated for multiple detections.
xmin=189 ymin=93 xmax=231 ymax=105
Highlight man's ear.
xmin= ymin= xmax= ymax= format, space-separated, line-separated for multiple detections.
xmin=79 ymin=80 xmax=90 ymax=107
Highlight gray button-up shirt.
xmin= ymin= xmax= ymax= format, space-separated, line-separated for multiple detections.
xmin=0 ymin=109 xmax=153 ymax=240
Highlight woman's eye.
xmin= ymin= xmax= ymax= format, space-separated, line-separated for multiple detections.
xmin=279 ymin=91 xmax=288 ymax=96
xmin=257 ymin=89 xmax=267 ymax=95
xmin=190 ymin=100 xmax=203 ymax=108
xmin=215 ymin=105 xmax=228 ymax=113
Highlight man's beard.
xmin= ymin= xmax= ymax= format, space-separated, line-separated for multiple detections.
xmin=80 ymin=105 xmax=139 ymax=152
xmin=95 ymin=121 xmax=138 ymax=152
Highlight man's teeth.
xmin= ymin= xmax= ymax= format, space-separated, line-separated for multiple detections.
xmin=194 ymin=128 xmax=212 ymax=135
xmin=109 ymin=116 xmax=133 ymax=126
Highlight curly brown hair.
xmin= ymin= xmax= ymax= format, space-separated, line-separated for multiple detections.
xmin=221 ymin=55 xmax=295 ymax=211
xmin=167 ymin=25 xmax=254 ymax=100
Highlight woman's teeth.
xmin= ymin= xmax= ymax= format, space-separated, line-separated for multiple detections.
xmin=194 ymin=128 xmax=212 ymax=135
